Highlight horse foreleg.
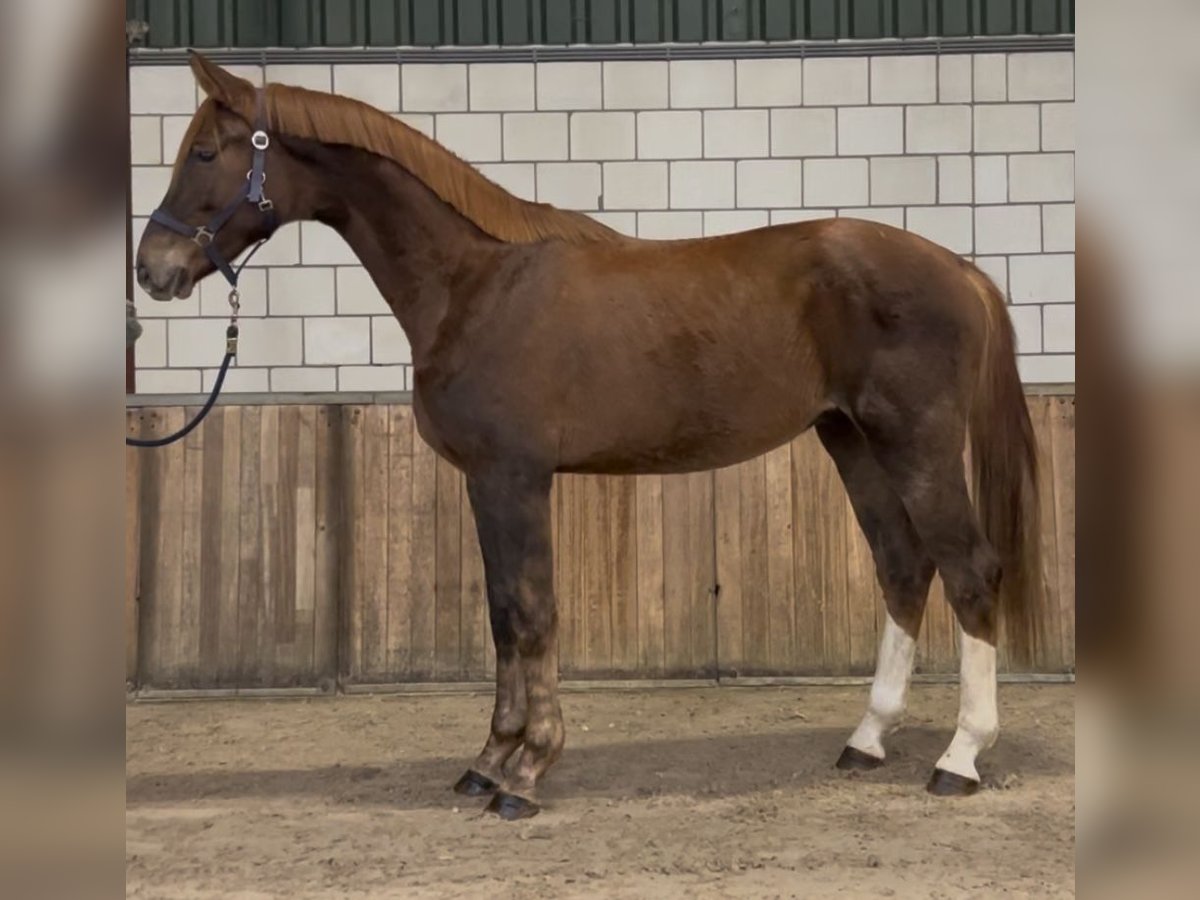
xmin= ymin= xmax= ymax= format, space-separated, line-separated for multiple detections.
xmin=461 ymin=465 xmax=563 ymax=820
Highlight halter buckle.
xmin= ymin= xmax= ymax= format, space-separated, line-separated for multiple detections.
xmin=251 ymin=130 xmax=270 ymax=150
xmin=258 ymin=198 xmax=275 ymax=212
xmin=193 ymin=226 xmax=215 ymax=247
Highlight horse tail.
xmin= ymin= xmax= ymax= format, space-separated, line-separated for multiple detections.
xmin=965 ymin=267 xmax=1043 ymax=667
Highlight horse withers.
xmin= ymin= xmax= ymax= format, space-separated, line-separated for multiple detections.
xmin=136 ymin=53 xmax=1042 ymax=818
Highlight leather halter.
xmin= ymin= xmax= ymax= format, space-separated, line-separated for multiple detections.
xmin=128 ymin=90 xmax=279 ymax=450
xmin=148 ymin=89 xmax=278 ymax=288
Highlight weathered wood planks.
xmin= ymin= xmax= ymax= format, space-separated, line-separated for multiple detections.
xmin=127 ymin=395 xmax=1075 ymax=688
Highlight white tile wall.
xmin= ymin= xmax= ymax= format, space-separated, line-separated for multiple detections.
xmin=804 ymin=58 xmax=868 ymax=106
xmin=603 ymin=162 xmax=669 ymax=210
xmin=771 ymin=108 xmax=836 ymax=157
xmin=906 ymin=105 xmax=972 ymax=153
xmin=973 ymin=55 xmax=1007 ymax=102
xmin=334 ymin=64 xmax=400 ymax=110
xmin=907 ymin=206 xmax=974 ymax=254
xmin=1008 ymin=52 xmax=1074 ymax=102
xmin=638 ymin=111 xmax=702 ymax=159
xmin=669 ymin=60 xmax=735 ymax=108
xmin=538 ymin=62 xmax=602 ymax=110
xmin=590 ymin=211 xmax=637 ymax=236
xmin=301 ymin=223 xmax=358 ymax=266
xmin=974 ymin=155 xmax=1009 ymax=205
xmin=131 ymin=52 xmax=1075 ymax=391
xmin=976 ymin=205 xmax=1043 ymax=254
xmin=130 ymin=117 xmax=161 ymax=165
xmin=938 ymin=156 xmax=973 ymax=204
xmin=938 ymin=56 xmax=972 ymax=103
xmin=1009 ymin=153 xmax=1074 ymax=202
xmin=1009 ymin=255 xmax=1075 ymax=304
xmin=637 ymin=211 xmax=702 ymax=240
xmin=804 ymin=158 xmax=869 ymax=208
xmin=401 ymin=64 xmax=467 ymax=111
xmin=603 ymin=61 xmax=668 ymax=109
xmin=705 ymin=210 xmax=768 ymax=236
xmin=1042 ymin=204 xmax=1075 ymax=252
xmin=974 ymin=105 xmax=1040 ymax=152
xmin=704 ymin=110 xmax=769 ymax=158
xmin=870 ymin=56 xmax=937 ymax=104
xmin=537 ymin=162 xmax=602 ymax=210
xmin=469 ymin=63 xmax=534 ymax=111
xmin=839 ymin=107 xmax=904 ymax=156
xmin=503 ymin=113 xmax=568 ymax=160
xmin=1041 ymin=103 xmax=1074 ymax=151
xmin=736 ymin=59 xmax=803 ymax=107
xmin=871 ymin=157 xmax=936 ymax=206
xmin=737 ymin=160 xmax=803 ymax=209
xmin=266 ymin=64 xmax=333 ymax=92
xmin=841 ymin=207 xmax=904 ymax=228
xmin=570 ymin=112 xmax=636 ymax=160
xmin=670 ymin=161 xmax=735 ymax=209
xmin=130 ymin=66 xmax=196 ymax=115
xmin=269 ymin=268 xmax=336 ymax=317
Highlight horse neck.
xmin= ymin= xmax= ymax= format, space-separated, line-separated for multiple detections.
xmin=285 ymin=139 xmax=496 ymax=361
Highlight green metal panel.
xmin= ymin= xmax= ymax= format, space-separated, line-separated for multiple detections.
xmin=127 ymin=0 xmax=1073 ymax=48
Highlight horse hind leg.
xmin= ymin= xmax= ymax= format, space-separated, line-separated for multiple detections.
xmin=817 ymin=412 xmax=935 ymax=770
xmin=851 ymin=395 xmax=1002 ymax=795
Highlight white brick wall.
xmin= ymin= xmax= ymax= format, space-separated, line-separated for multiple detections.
xmin=131 ymin=51 xmax=1075 ymax=392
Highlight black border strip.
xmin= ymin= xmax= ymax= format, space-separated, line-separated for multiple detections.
xmin=129 ymin=35 xmax=1073 ymax=66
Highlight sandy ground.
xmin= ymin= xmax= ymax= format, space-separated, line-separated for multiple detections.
xmin=127 ymin=684 xmax=1074 ymax=899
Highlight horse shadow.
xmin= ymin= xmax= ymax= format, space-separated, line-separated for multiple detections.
xmin=126 ymin=722 xmax=1072 ymax=811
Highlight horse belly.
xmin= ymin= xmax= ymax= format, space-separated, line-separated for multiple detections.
xmin=557 ymin=371 xmax=826 ymax=476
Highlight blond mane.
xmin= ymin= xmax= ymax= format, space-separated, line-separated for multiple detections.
xmin=216 ymin=83 xmax=622 ymax=245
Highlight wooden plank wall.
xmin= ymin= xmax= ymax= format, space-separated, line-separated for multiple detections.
xmin=127 ymin=405 xmax=339 ymax=689
xmin=126 ymin=395 xmax=1074 ymax=689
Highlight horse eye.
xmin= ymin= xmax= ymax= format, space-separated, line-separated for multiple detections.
xmin=194 ymin=147 xmax=218 ymax=163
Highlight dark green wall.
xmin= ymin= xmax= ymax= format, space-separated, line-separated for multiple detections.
xmin=127 ymin=0 xmax=1074 ymax=48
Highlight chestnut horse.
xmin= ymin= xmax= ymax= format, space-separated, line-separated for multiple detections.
xmin=136 ymin=54 xmax=1042 ymax=818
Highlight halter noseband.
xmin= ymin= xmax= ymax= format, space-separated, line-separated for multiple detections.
xmin=148 ymin=88 xmax=278 ymax=289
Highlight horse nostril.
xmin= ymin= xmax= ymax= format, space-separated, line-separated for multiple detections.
xmin=136 ymin=264 xmax=151 ymax=287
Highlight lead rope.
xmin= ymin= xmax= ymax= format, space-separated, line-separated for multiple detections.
xmin=126 ymin=288 xmax=243 ymax=448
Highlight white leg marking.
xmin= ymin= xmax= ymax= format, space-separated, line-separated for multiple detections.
xmin=935 ymin=631 xmax=999 ymax=782
xmin=847 ymin=613 xmax=917 ymax=759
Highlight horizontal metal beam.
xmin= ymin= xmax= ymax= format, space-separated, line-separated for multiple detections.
xmin=130 ymin=671 xmax=1073 ymax=701
xmin=126 ymin=384 xmax=1074 ymax=409
xmin=129 ymin=34 xmax=1073 ymax=67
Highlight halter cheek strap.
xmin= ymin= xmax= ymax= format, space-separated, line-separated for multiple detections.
xmin=148 ymin=88 xmax=278 ymax=289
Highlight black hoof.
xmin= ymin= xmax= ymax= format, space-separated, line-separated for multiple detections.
xmin=927 ymin=768 xmax=980 ymax=796
xmin=836 ymin=746 xmax=884 ymax=771
xmin=453 ymin=769 xmax=499 ymax=797
xmin=485 ymin=790 xmax=541 ymax=820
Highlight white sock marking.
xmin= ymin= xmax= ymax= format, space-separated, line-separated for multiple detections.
xmin=935 ymin=630 xmax=999 ymax=782
xmin=847 ymin=613 xmax=917 ymax=760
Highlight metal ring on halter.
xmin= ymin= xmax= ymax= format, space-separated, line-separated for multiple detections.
xmin=228 ymin=288 xmax=241 ymax=312
xmin=247 ymin=169 xmax=268 ymax=184
xmin=193 ymin=226 xmax=215 ymax=247
xmin=251 ymin=130 xmax=270 ymax=150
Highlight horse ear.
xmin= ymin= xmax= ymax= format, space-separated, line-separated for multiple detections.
xmin=189 ymin=51 xmax=253 ymax=110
